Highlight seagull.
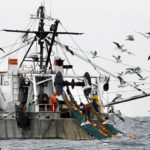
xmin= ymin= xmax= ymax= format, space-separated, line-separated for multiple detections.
xmin=117 ymin=76 xmax=127 ymax=88
xmin=134 ymin=67 xmax=141 ymax=73
xmin=125 ymin=67 xmax=141 ymax=74
xmin=21 ymin=29 xmax=30 ymax=43
xmin=103 ymin=76 xmax=110 ymax=91
xmin=113 ymin=42 xmax=124 ymax=49
xmin=126 ymin=35 xmax=134 ymax=41
xmin=115 ymin=110 xmax=125 ymax=122
xmin=133 ymin=85 xmax=147 ymax=95
xmin=135 ymin=31 xmax=150 ymax=39
xmin=113 ymin=42 xmax=127 ymax=52
xmin=127 ymin=51 xmax=135 ymax=55
xmin=111 ymin=94 xmax=122 ymax=102
xmin=112 ymin=55 xmax=122 ymax=63
xmin=0 ymin=48 xmax=5 ymax=53
xmin=133 ymin=82 xmax=144 ymax=88
xmin=116 ymin=71 xmax=124 ymax=76
xmin=133 ymin=82 xmax=139 ymax=88
xmin=135 ymin=72 xmax=149 ymax=80
xmin=124 ymin=70 xmax=132 ymax=74
xmin=113 ymin=42 xmax=133 ymax=55
xmin=90 ymin=51 xmax=98 ymax=58
xmin=104 ymin=76 xmax=110 ymax=83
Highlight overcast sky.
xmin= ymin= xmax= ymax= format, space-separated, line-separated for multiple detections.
xmin=0 ymin=0 xmax=150 ymax=117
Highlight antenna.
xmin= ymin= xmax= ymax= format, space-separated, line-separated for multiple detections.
xmin=50 ymin=0 xmax=52 ymax=18
xmin=43 ymin=0 xmax=45 ymax=7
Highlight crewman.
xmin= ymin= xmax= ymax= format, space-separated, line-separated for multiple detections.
xmin=49 ymin=92 xmax=57 ymax=111
xmin=88 ymin=93 xmax=101 ymax=112
xmin=85 ymin=103 xmax=90 ymax=120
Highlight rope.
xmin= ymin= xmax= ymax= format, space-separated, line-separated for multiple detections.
xmin=57 ymin=41 xmax=150 ymax=73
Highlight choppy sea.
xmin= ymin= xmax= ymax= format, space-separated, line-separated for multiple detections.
xmin=0 ymin=116 xmax=150 ymax=150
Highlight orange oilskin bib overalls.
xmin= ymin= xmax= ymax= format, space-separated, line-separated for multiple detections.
xmin=49 ymin=92 xmax=57 ymax=111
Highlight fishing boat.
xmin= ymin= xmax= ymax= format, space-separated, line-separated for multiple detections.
xmin=0 ymin=5 xmax=148 ymax=140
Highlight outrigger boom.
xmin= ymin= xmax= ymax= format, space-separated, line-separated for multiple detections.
xmin=105 ymin=93 xmax=150 ymax=107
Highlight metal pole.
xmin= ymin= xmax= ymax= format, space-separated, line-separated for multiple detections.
xmin=104 ymin=93 xmax=150 ymax=107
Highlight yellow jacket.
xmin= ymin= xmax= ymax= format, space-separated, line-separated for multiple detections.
xmin=88 ymin=95 xmax=101 ymax=112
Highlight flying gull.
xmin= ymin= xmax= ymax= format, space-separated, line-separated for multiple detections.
xmin=0 ymin=48 xmax=5 ymax=53
xmin=126 ymin=35 xmax=134 ymax=41
xmin=135 ymin=72 xmax=150 ymax=80
xmin=112 ymin=55 xmax=122 ymax=63
xmin=135 ymin=31 xmax=150 ymax=39
xmin=113 ymin=42 xmax=127 ymax=52
xmin=111 ymin=94 xmax=122 ymax=102
xmin=116 ymin=71 xmax=124 ymax=76
xmin=113 ymin=42 xmax=124 ymax=49
xmin=117 ymin=76 xmax=127 ymax=88
xmin=125 ymin=67 xmax=141 ymax=74
xmin=133 ymin=82 xmax=144 ymax=88
xmin=90 ymin=51 xmax=98 ymax=58
xmin=127 ymin=51 xmax=135 ymax=55
xmin=115 ymin=110 xmax=125 ymax=122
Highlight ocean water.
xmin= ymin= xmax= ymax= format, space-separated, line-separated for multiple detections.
xmin=0 ymin=116 xmax=150 ymax=150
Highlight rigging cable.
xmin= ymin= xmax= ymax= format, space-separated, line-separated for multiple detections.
xmin=0 ymin=18 xmax=37 ymax=64
xmin=59 ymin=22 xmax=103 ymax=76
xmin=0 ymin=41 xmax=30 ymax=49
xmin=0 ymin=41 xmax=32 ymax=60
xmin=0 ymin=39 xmax=31 ymax=60
xmin=0 ymin=36 xmax=22 ymax=64
xmin=61 ymin=45 xmax=150 ymax=73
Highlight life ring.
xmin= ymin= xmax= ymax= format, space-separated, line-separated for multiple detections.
xmin=38 ymin=93 xmax=49 ymax=103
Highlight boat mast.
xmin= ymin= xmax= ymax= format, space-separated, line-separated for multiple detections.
xmin=2 ymin=5 xmax=83 ymax=70
xmin=44 ymin=20 xmax=59 ymax=71
xmin=38 ymin=5 xmax=45 ymax=70
xmin=37 ymin=5 xmax=60 ymax=71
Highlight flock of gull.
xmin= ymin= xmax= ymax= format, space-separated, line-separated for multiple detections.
xmin=90 ymin=31 xmax=150 ymax=61
xmin=89 ymin=31 xmax=150 ymax=103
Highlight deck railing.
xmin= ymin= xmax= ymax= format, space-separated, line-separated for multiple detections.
xmin=38 ymin=104 xmax=57 ymax=112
